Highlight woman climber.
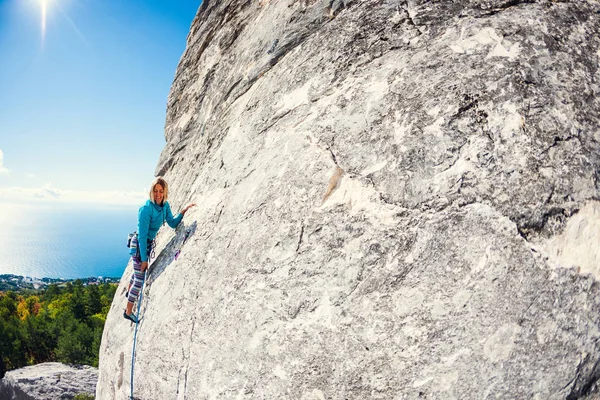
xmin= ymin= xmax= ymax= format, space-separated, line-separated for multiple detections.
xmin=123 ymin=177 xmax=195 ymax=323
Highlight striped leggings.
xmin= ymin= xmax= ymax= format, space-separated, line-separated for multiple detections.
xmin=127 ymin=240 xmax=154 ymax=304
xmin=127 ymin=256 xmax=145 ymax=304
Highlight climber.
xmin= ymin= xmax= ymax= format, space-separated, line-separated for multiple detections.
xmin=123 ymin=177 xmax=196 ymax=323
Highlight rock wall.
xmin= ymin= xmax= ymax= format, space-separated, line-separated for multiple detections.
xmin=0 ymin=362 xmax=97 ymax=400
xmin=97 ymin=0 xmax=600 ymax=399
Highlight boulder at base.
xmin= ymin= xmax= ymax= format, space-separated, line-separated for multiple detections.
xmin=0 ymin=362 xmax=97 ymax=400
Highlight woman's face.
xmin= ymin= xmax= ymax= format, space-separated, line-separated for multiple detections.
xmin=153 ymin=184 xmax=165 ymax=204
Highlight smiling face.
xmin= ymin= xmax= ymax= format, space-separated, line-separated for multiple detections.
xmin=153 ymin=183 xmax=165 ymax=205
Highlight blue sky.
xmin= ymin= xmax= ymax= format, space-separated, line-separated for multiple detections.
xmin=0 ymin=0 xmax=201 ymax=205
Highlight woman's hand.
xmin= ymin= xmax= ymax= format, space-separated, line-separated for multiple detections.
xmin=141 ymin=261 xmax=148 ymax=272
xmin=182 ymin=203 xmax=196 ymax=215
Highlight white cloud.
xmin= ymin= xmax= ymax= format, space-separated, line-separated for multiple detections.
xmin=0 ymin=149 xmax=10 ymax=174
xmin=35 ymin=183 xmax=61 ymax=199
xmin=26 ymin=173 xmax=35 ymax=178
xmin=0 ymin=184 xmax=146 ymax=206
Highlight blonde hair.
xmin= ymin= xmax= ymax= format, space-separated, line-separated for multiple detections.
xmin=149 ymin=177 xmax=169 ymax=204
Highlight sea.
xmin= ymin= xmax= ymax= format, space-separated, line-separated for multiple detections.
xmin=0 ymin=203 xmax=139 ymax=279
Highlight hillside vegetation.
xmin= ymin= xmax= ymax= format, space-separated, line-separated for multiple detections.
xmin=0 ymin=280 xmax=116 ymax=378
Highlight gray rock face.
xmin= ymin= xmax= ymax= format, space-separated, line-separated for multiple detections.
xmin=97 ymin=0 xmax=600 ymax=399
xmin=0 ymin=363 xmax=97 ymax=400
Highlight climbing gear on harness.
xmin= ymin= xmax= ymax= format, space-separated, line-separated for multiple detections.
xmin=130 ymin=238 xmax=156 ymax=261
xmin=127 ymin=231 xmax=138 ymax=256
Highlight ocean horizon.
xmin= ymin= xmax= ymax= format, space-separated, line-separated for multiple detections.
xmin=0 ymin=203 xmax=139 ymax=279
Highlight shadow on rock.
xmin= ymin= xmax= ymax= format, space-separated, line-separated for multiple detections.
xmin=144 ymin=220 xmax=198 ymax=292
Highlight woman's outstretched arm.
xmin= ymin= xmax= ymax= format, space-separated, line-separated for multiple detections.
xmin=165 ymin=202 xmax=196 ymax=228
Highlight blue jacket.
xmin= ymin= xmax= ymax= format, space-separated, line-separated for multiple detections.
xmin=138 ymin=200 xmax=182 ymax=262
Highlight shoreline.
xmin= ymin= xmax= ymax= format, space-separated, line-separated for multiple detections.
xmin=0 ymin=273 xmax=120 ymax=292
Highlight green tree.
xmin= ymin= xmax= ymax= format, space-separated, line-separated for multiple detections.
xmin=99 ymin=283 xmax=116 ymax=315
xmin=0 ymin=292 xmax=18 ymax=318
xmin=88 ymin=314 xmax=106 ymax=367
xmin=0 ymin=282 xmax=118 ymax=376
xmin=42 ymin=284 xmax=61 ymax=302
xmin=55 ymin=312 xmax=93 ymax=365
xmin=0 ymin=314 xmax=27 ymax=376
xmin=0 ymin=293 xmax=27 ymax=377
xmin=70 ymin=280 xmax=87 ymax=320
xmin=23 ymin=310 xmax=56 ymax=364
xmin=85 ymin=285 xmax=102 ymax=317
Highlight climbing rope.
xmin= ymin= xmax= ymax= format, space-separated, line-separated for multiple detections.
xmin=130 ymin=240 xmax=154 ymax=400
xmin=130 ymin=268 xmax=147 ymax=400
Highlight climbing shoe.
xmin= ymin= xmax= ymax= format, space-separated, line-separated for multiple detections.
xmin=123 ymin=312 xmax=140 ymax=324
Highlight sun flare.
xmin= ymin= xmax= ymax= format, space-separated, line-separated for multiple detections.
xmin=40 ymin=0 xmax=48 ymax=42
xmin=35 ymin=0 xmax=88 ymax=47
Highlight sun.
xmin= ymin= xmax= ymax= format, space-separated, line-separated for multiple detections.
xmin=35 ymin=0 xmax=88 ymax=47
xmin=40 ymin=0 xmax=49 ymax=42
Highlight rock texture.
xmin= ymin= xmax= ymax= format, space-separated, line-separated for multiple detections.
xmin=0 ymin=362 xmax=97 ymax=400
xmin=98 ymin=0 xmax=600 ymax=399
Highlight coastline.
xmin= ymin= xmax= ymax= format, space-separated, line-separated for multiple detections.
xmin=0 ymin=273 xmax=120 ymax=292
